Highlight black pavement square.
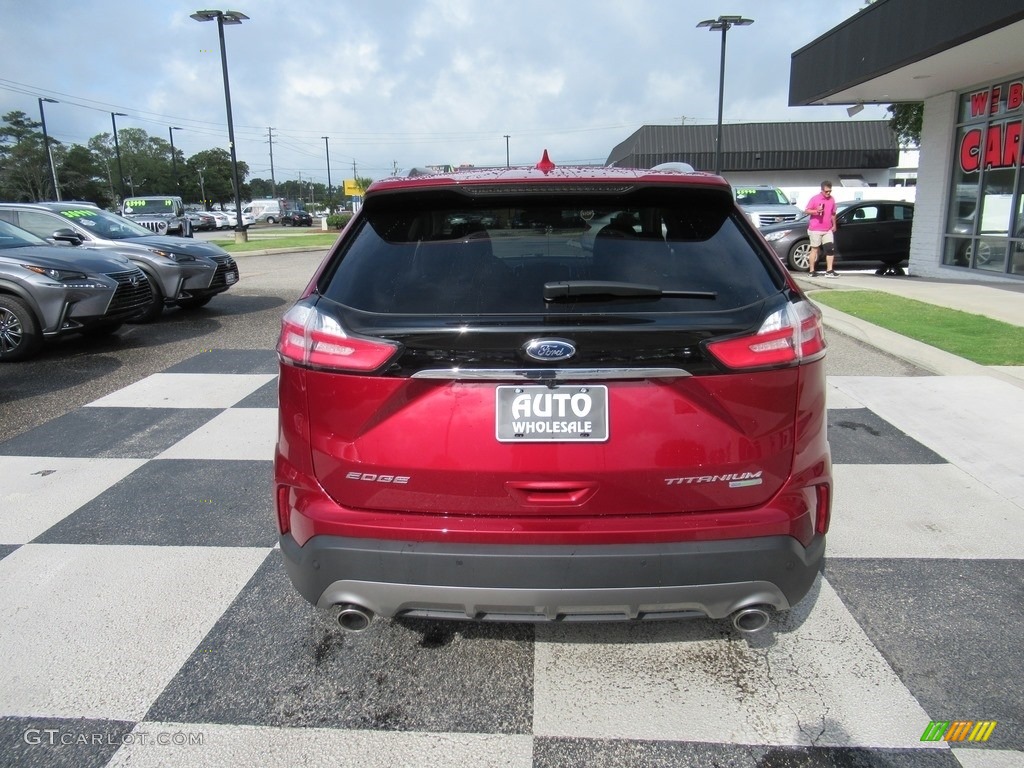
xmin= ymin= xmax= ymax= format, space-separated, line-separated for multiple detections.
xmin=33 ymin=459 xmax=276 ymax=547
xmin=824 ymin=558 xmax=1024 ymax=751
xmin=147 ymin=553 xmax=535 ymax=734
xmin=165 ymin=349 xmax=278 ymax=375
xmin=828 ymin=408 xmax=946 ymax=465
xmin=0 ymin=716 xmax=135 ymax=768
xmin=234 ymin=378 xmax=278 ymax=409
xmin=0 ymin=408 xmax=217 ymax=460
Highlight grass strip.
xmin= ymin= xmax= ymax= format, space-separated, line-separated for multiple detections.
xmin=810 ymin=289 xmax=1024 ymax=365
xmin=213 ymin=234 xmax=339 ymax=252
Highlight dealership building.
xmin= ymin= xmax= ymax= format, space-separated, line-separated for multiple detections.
xmin=790 ymin=0 xmax=1024 ymax=282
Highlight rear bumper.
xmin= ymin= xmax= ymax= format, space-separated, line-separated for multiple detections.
xmin=280 ymin=532 xmax=825 ymax=623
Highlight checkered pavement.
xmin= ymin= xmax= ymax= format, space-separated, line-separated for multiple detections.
xmin=1 ymin=349 xmax=1021 ymax=768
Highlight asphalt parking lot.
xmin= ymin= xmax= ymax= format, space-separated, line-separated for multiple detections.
xmin=1 ymin=250 xmax=1021 ymax=767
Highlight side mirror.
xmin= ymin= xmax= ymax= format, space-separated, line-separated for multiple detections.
xmin=51 ymin=228 xmax=84 ymax=245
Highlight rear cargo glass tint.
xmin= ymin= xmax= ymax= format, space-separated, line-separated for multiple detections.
xmin=320 ymin=189 xmax=779 ymax=314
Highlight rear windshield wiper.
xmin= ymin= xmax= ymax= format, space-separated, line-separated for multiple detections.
xmin=543 ymin=280 xmax=718 ymax=302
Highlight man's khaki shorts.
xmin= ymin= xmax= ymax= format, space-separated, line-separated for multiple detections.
xmin=809 ymin=230 xmax=834 ymax=248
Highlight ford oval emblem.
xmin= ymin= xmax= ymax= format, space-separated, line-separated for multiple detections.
xmin=524 ymin=339 xmax=576 ymax=362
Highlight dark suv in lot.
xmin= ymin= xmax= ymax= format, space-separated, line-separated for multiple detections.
xmin=0 ymin=202 xmax=239 ymax=320
xmin=275 ymin=154 xmax=832 ymax=635
xmin=0 ymin=219 xmax=152 ymax=361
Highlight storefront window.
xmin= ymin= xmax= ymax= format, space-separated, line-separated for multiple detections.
xmin=947 ymin=77 xmax=1024 ymax=276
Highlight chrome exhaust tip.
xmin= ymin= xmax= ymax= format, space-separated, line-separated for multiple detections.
xmin=731 ymin=605 xmax=772 ymax=634
xmin=336 ymin=603 xmax=374 ymax=632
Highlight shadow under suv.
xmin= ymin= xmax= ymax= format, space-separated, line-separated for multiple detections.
xmin=0 ymin=202 xmax=239 ymax=321
xmin=275 ymin=153 xmax=832 ymax=636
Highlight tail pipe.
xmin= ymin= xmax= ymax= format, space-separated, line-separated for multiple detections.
xmin=730 ymin=605 xmax=773 ymax=634
xmin=336 ymin=603 xmax=374 ymax=632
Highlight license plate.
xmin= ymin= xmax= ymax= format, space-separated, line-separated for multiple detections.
xmin=495 ymin=385 xmax=608 ymax=442
xmin=225 ymin=271 xmax=238 ymax=284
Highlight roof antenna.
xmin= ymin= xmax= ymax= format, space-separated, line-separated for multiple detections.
xmin=536 ymin=150 xmax=555 ymax=172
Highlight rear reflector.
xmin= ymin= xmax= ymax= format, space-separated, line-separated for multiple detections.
xmin=705 ymin=301 xmax=826 ymax=370
xmin=277 ymin=304 xmax=399 ymax=372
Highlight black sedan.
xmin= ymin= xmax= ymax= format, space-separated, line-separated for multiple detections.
xmin=281 ymin=209 xmax=313 ymax=227
xmin=760 ymin=199 xmax=914 ymax=274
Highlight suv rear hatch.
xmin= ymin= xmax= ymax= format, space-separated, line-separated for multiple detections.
xmin=280 ymin=182 xmax=824 ymax=521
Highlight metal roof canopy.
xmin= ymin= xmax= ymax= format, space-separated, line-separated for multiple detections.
xmin=789 ymin=0 xmax=1024 ymax=107
xmin=605 ymin=121 xmax=899 ymax=172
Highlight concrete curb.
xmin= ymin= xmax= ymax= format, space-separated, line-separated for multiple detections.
xmin=223 ymin=245 xmax=330 ymax=258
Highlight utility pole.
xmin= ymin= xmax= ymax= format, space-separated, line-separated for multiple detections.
xmin=268 ymin=127 xmax=276 ymax=197
xmin=198 ymin=168 xmax=207 ymax=208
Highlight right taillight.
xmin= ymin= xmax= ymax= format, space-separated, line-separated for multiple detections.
xmin=277 ymin=303 xmax=400 ymax=372
xmin=705 ymin=300 xmax=826 ymax=370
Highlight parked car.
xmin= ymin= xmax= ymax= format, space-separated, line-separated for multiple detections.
xmin=734 ymin=185 xmax=803 ymax=229
xmin=0 ymin=219 xmax=152 ymax=361
xmin=206 ymin=210 xmax=232 ymax=230
xmin=274 ymin=153 xmax=831 ymax=635
xmin=760 ymin=200 xmax=915 ymax=273
xmin=0 ymin=202 xmax=238 ymax=320
xmin=187 ymin=210 xmax=217 ymax=231
xmin=120 ymin=195 xmax=192 ymax=237
xmin=281 ymin=209 xmax=313 ymax=227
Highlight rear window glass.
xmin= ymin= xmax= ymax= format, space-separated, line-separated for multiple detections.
xmin=320 ymin=188 xmax=780 ymax=314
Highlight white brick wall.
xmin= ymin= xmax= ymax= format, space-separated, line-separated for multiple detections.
xmin=909 ymin=93 xmax=956 ymax=279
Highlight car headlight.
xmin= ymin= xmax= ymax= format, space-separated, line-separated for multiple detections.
xmin=147 ymin=247 xmax=195 ymax=262
xmin=763 ymin=230 xmax=791 ymax=242
xmin=22 ymin=264 xmax=106 ymax=288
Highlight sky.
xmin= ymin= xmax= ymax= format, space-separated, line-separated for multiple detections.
xmin=0 ymin=0 xmax=888 ymax=186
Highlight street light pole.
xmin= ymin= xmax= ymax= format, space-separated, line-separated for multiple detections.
xmin=111 ymin=112 xmax=126 ymax=202
xmin=169 ymin=126 xmax=182 ymax=190
xmin=38 ymin=97 xmax=60 ymax=200
xmin=322 ymin=136 xmax=332 ymax=202
xmin=696 ymin=15 xmax=753 ymax=176
xmin=191 ymin=9 xmax=249 ymax=243
xmin=504 ymin=134 xmax=510 ymax=168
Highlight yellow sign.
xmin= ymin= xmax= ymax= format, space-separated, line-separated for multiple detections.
xmin=343 ymin=179 xmax=363 ymax=196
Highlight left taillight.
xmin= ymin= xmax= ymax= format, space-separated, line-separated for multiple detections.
xmin=705 ymin=300 xmax=826 ymax=371
xmin=277 ymin=303 xmax=400 ymax=372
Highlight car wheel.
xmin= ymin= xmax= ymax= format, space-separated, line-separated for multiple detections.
xmin=787 ymin=240 xmax=812 ymax=272
xmin=0 ymin=295 xmax=43 ymax=362
xmin=132 ymin=279 xmax=164 ymax=323
xmin=266 ymin=216 xmax=276 ymax=225
xmin=967 ymin=240 xmax=993 ymax=265
xmin=176 ymin=295 xmax=213 ymax=310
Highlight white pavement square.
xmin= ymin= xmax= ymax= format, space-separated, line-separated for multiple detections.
xmin=0 ymin=456 xmax=147 ymax=544
xmin=155 ymin=408 xmax=278 ymax=461
xmin=85 ymin=373 xmax=278 ymax=410
xmin=532 ymin=577 xmax=941 ymax=750
xmin=0 ymin=544 xmax=270 ymax=721
xmin=829 ymin=464 xmax=1024 ymax=559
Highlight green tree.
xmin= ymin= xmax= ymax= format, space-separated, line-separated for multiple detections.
xmin=888 ymin=103 xmax=923 ymax=147
xmin=0 ymin=110 xmax=55 ymax=201
xmin=184 ymin=148 xmax=249 ymax=209
xmin=59 ymin=144 xmax=113 ymax=208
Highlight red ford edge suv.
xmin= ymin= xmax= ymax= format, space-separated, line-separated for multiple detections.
xmin=275 ymin=154 xmax=831 ymax=634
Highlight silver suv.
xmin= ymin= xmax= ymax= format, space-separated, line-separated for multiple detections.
xmin=0 ymin=202 xmax=239 ymax=321
xmin=734 ymin=185 xmax=803 ymax=229
xmin=0 ymin=219 xmax=152 ymax=361
xmin=121 ymin=195 xmax=191 ymax=237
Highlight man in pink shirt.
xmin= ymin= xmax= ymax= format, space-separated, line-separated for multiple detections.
xmin=805 ymin=181 xmax=838 ymax=277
